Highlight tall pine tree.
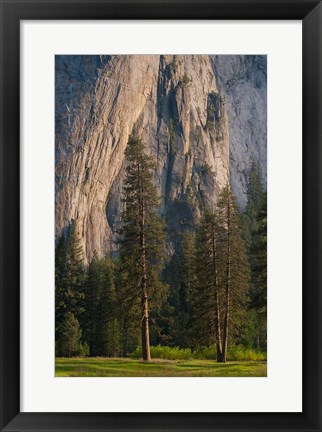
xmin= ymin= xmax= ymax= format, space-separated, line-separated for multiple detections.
xmin=162 ymin=231 xmax=196 ymax=348
xmin=249 ymin=191 xmax=267 ymax=349
xmin=243 ymin=159 xmax=265 ymax=250
xmin=191 ymin=210 xmax=223 ymax=360
xmin=55 ymin=232 xmax=69 ymax=350
xmin=192 ymin=186 xmax=250 ymax=362
xmin=55 ymin=223 xmax=86 ymax=356
xmin=242 ymin=160 xmax=267 ymax=350
xmin=216 ymin=185 xmax=250 ymax=362
xmin=84 ymin=253 xmax=121 ymax=356
xmin=118 ymin=136 xmax=168 ymax=361
xmin=65 ymin=223 xmax=86 ymax=321
xmin=58 ymin=311 xmax=82 ymax=357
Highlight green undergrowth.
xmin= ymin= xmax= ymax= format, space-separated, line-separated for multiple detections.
xmin=128 ymin=345 xmax=266 ymax=362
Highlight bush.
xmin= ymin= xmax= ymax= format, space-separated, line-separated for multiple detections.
xmin=182 ymin=73 xmax=192 ymax=86
xmin=194 ymin=345 xmax=266 ymax=361
xmin=152 ymin=345 xmax=193 ymax=360
xmin=194 ymin=346 xmax=217 ymax=360
xmin=79 ymin=341 xmax=90 ymax=357
xmin=129 ymin=345 xmax=266 ymax=361
xmin=129 ymin=345 xmax=193 ymax=360
xmin=227 ymin=346 xmax=266 ymax=361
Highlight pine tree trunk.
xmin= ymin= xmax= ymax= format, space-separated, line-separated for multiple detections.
xmin=141 ymin=291 xmax=151 ymax=361
xmin=140 ymin=255 xmax=151 ymax=360
xmin=139 ymin=178 xmax=151 ymax=362
xmin=212 ymin=228 xmax=223 ymax=362
xmin=221 ymin=294 xmax=230 ymax=363
xmin=221 ymin=199 xmax=231 ymax=363
xmin=215 ymin=287 xmax=223 ymax=363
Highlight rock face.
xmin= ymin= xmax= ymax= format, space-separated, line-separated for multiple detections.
xmin=55 ymin=55 xmax=230 ymax=262
xmin=211 ymin=55 xmax=267 ymax=210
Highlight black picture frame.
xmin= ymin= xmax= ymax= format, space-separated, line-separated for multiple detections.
xmin=0 ymin=1 xmax=321 ymax=431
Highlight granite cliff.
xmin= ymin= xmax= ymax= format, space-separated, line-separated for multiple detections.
xmin=55 ymin=55 xmax=266 ymax=262
xmin=212 ymin=55 xmax=267 ymax=209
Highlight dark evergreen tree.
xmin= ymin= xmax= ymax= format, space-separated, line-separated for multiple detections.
xmin=100 ymin=258 xmax=121 ymax=357
xmin=241 ymin=160 xmax=267 ymax=350
xmin=55 ymin=233 xmax=69 ymax=346
xmin=115 ymin=256 xmax=141 ymax=356
xmin=57 ymin=311 xmax=82 ymax=357
xmin=216 ymin=185 xmax=250 ymax=361
xmin=191 ymin=210 xmax=222 ymax=360
xmin=84 ymin=253 xmax=103 ymax=356
xmin=242 ymin=159 xmax=266 ymax=249
xmin=249 ymin=191 xmax=267 ymax=349
xmin=192 ymin=186 xmax=250 ymax=362
xmin=84 ymin=253 xmax=121 ymax=357
xmin=250 ymin=191 xmax=267 ymax=308
xmin=118 ymin=136 xmax=168 ymax=361
xmin=66 ymin=223 xmax=86 ymax=321
xmin=162 ymin=231 xmax=196 ymax=348
xmin=55 ymin=223 xmax=85 ymax=356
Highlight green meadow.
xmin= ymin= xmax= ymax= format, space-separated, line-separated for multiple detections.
xmin=55 ymin=357 xmax=267 ymax=377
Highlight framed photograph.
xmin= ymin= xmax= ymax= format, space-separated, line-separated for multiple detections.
xmin=0 ymin=0 xmax=321 ymax=431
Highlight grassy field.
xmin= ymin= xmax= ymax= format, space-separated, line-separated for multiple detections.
xmin=55 ymin=357 xmax=267 ymax=377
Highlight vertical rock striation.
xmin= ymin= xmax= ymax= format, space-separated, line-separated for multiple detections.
xmin=55 ymin=55 xmax=231 ymax=262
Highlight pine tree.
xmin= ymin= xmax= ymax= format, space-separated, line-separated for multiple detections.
xmin=85 ymin=253 xmax=103 ymax=355
xmin=118 ymin=136 xmax=168 ymax=361
xmin=174 ymin=232 xmax=195 ymax=347
xmin=163 ymin=231 xmax=196 ymax=348
xmin=84 ymin=254 xmax=121 ymax=357
xmin=99 ymin=258 xmax=121 ymax=357
xmin=66 ymin=223 xmax=86 ymax=321
xmin=57 ymin=311 xmax=82 ymax=357
xmin=250 ymin=191 xmax=267 ymax=309
xmin=216 ymin=185 xmax=250 ymax=362
xmin=115 ymin=256 xmax=141 ymax=357
xmin=249 ymin=191 xmax=267 ymax=349
xmin=191 ymin=210 xmax=223 ymax=360
xmin=242 ymin=160 xmax=267 ymax=350
xmin=243 ymin=159 xmax=265 ymax=249
xmin=55 ymin=223 xmax=86 ymax=356
xmin=192 ymin=186 xmax=250 ymax=362
xmin=55 ymin=233 xmax=69 ymax=346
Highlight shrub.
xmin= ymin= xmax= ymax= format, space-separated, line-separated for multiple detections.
xmin=129 ymin=345 xmax=266 ymax=361
xmin=129 ymin=345 xmax=193 ymax=360
xmin=193 ymin=346 xmax=217 ymax=360
xmin=79 ymin=341 xmax=90 ymax=357
xmin=227 ymin=346 xmax=267 ymax=361
xmin=182 ymin=73 xmax=192 ymax=86
xmin=194 ymin=345 xmax=266 ymax=361
xmin=127 ymin=346 xmax=142 ymax=359
xmin=152 ymin=345 xmax=193 ymax=360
